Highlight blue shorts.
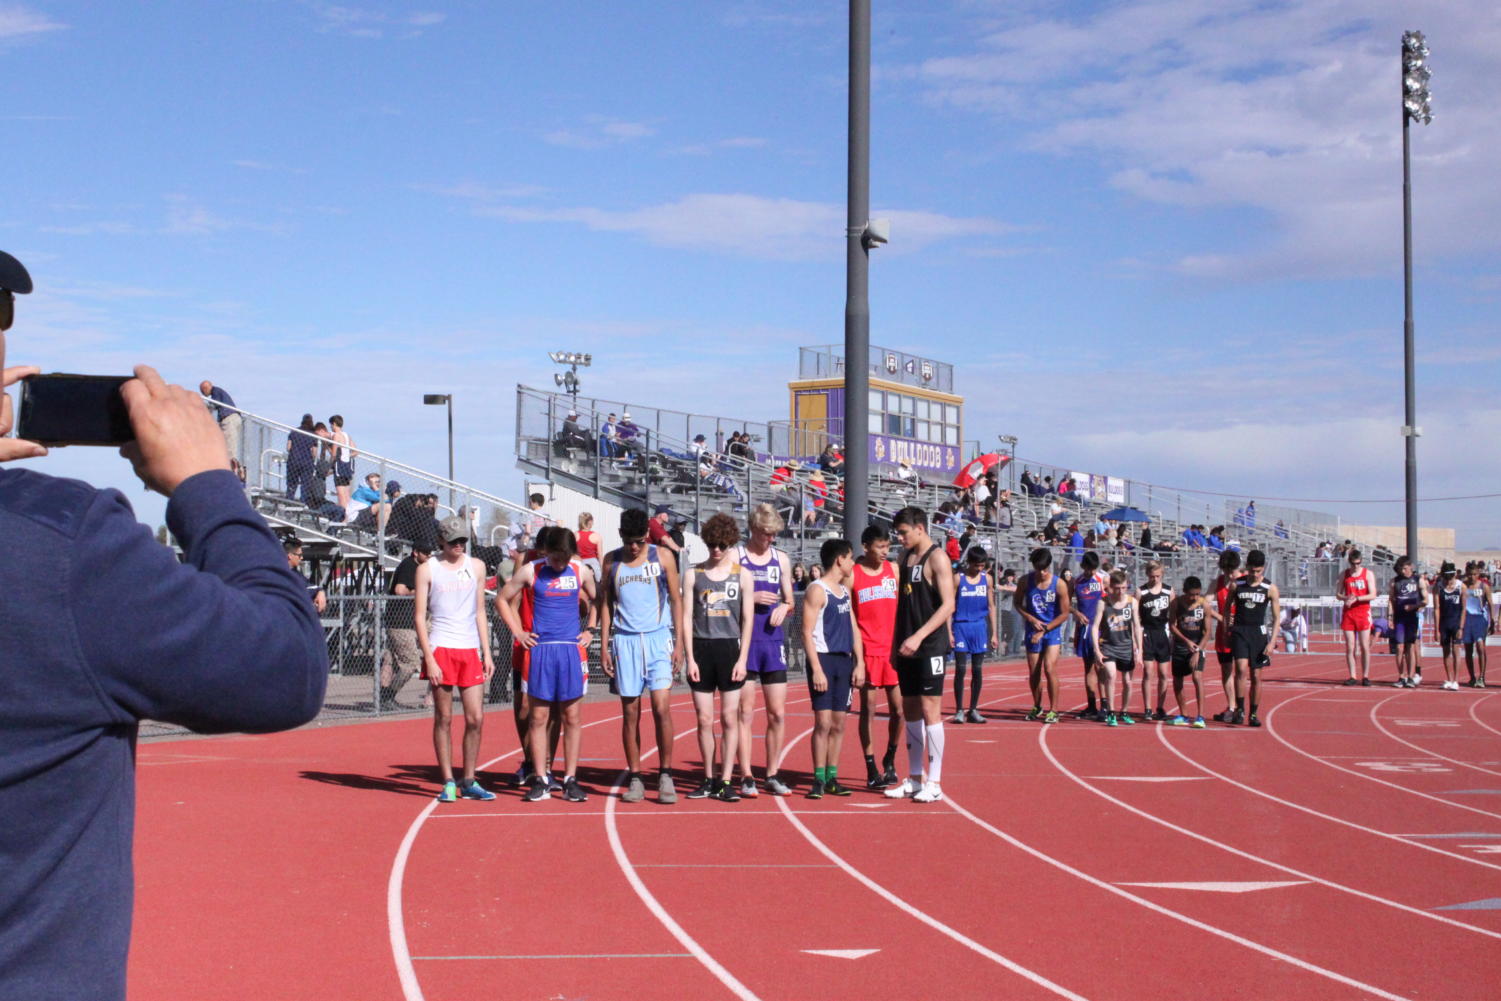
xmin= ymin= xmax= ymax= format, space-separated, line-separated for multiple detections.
xmin=1393 ymin=615 xmax=1421 ymax=645
xmin=1026 ymin=625 xmax=1064 ymax=654
xmin=610 ymin=628 xmax=674 ymax=697
xmin=746 ymin=641 xmax=786 ymax=676
xmin=524 ymin=642 xmax=587 ymax=703
xmin=1075 ymin=623 xmax=1097 ymax=661
xmin=953 ymin=620 xmax=990 ymax=656
xmin=1463 ymin=618 xmax=1490 ymax=645
xmin=809 ymin=652 xmax=854 ymax=712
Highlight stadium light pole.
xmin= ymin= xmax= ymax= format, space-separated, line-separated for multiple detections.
xmin=1400 ymin=30 xmax=1432 ymax=564
xmin=548 ymin=350 xmax=591 ymax=409
xmin=843 ymin=0 xmax=880 ymax=541
xmin=423 ymin=393 xmax=454 ymax=507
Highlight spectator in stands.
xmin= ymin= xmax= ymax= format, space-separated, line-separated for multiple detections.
xmin=1139 ymin=526 xmax=1153 ymax=550
xmin=286 ymin=414 xmax=319 ymax=503
xmin=1275 ymin=519 xmax=1290 ymax=540
xmin=1020 ymin=469 xmax=1037 ymax=496
xmin=347 ymin=471 xmax=385 ymax=526
xmin=791 ymin=562 xmax=809 ymax=591
xmin=559 ymin=412 xmax=589 ymax=453
xmin=806 ymin=471 xmax=829 ymax=526
xmin=1041 ymin=521 xmax=1059 ymax=544
xmin=1068 ymin=522 xmax=1085 ymax=569
xmin=995 ymin=489 xmax=1014 ymax=530
xmin=996 ymin=568 xmax=1022 ymax=657
xmin=616 ymin=411 xmax=642 ymax=462
xmin=1059 ymin=476 xmax=1076 ymax=498
xmin=507 ymin=493 xmax=550 ymax=562
xmin=199 ymin=380 xmax=242 ymax=474
xmin=329 ymin=415 xmax=356 ymax=510
xmin=1042 ymin=475 xmax=1055 ymax=495
xmin=1245 ymin=500 xmax=1257 ymax=529
xmin=648 ymin=504 xmax=683 ymax=555
xmin=284 ymin=539 xmax=327 ymax=614
xmin=576 ymin=512 xmax=601 ymax=580
xmin=1093 ymin=512 xmax=1110 ymax=537
xmin=895 ymin=460 xmax=917 ymax=487
xmin=1206 ymin=525 xmax=1226 ymax=551
xmin=690 ymin=433 xmax=708 ymax=459
xmin=818 ymin=442 xmax=844 ymax=476
xmin=600 ymin=412 xmax=620 ymax=459
xmin=770 ymin=459 xmax=794 ymax=493
xmin=391 ymin=492 xmax=439 ymax=551
xmin=380 ymin=539 xmax=432 ymax=709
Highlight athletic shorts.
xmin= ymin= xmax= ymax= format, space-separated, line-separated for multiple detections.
xmin=863 ymin=651 xmax=897 ymax=688
xmin=1075 ymin=624 xmax=1096 ymax=662
xmin=1440 ymin=624 xmax=1462 ymax=651
xmin=690 ymin=638 xmax=746 ymax=693
xmin=745 ymin=641 xmax=786 ymax=677
xmin=750 ymin=669 xmax=788 ymax=685
xmin=1341 ymin=606 xmax=1372 ymax=632
xmin=1026 ymin=625 xmax=1063 ymax=654
xmin=1216 ymin=649 xmax=1234 ymax=668
xmin=431 ymin=646 xmax=484 ymax=688
xmin=1230 ymin=626 xmax=1271 ymax=667
xmin=895 ymin=653 xmax=947 ymax=698
xmin=809 ymin=652 xmax=855 ymax=713
xmin=1171 ymin=647 xmax=1204 ymax=678
xmin=1463 ymin=618 xmax=1490 ymax=645
xmin=952 ymin=620 xmax=990 ymax=656
xmin=524 ymin=642 xmax=587 ymax=702
xmin=512 ymin=642 xmax=530 ymax=682
xmin=1393 ymin=615 xmax=1421 ymax=645
xmin=610 ymin=628 xmax=674 ymax=697
xmin=1104 ymin=651 xmax=1136 ymax=673
xmin=1142 ymin=629 xmax=1172 ymax=663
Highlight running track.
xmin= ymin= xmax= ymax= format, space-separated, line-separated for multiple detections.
xmin=130 ymin=653 xmax=1501 ymax=1000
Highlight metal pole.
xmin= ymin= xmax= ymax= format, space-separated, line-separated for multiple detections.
xmin=842 ymin=0 xmax=872 ymax=542
xmin=1401 ymin=94 xmax=1419 ymax=565
xmin=446 ymin=395 xmax=456 ymax=512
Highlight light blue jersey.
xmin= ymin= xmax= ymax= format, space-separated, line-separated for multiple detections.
xmin=610 ymin=546 xmax=671 ymax=634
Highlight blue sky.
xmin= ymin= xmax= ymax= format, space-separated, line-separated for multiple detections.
xmin=5 ymin=0 xmax=1499 ymax=546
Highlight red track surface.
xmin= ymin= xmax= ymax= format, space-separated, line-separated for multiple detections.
xmin=131 ymin=653 xmax=1501 ymax=1000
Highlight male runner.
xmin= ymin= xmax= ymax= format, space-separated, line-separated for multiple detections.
xmin=950 ymin=546 xmax=997 ymax=725
xmin=1435 ymin=562 xmax=1465 ymax=690
xmin=599 ymin=508 xmax=683 ymax=804
xmin=1227 ymin=549 xmax=1280 ymax=727
xmin=1168 ymin=576 xmax=1215 ymax=727
xmin=1072 ymin=551 xmax=1108 ymax=720
xmin=884 ymin=506 xmax=957 ymax=804
xmin=1016 ymin=547 xmax=1071 ymax=724
xmin=497 ymin=526 xmax=562 ymax=787
xmin=414 ymin=515 xmax=497 ymax=802
xmin=802 ymin=539 xmax=865 ymax=798
xmin=1389 ymin=556 xmax=1427 ymax=688
xmin=496 ymin=528 xmax=596 ymax=803
xmin=852 ymin=525 xmax=902 ymax=788
xmin=1338 ymin=549 xmax=1376 ymax=686
xmin=736 ymin=502 xmax=796 ymax=797
xmin=1137 ymin=561 xmax=1174 ymax=720
xmin=1462 ymin=562 xmax=1493 ymax=688
xmin=1212 ymin=550 xmax=1244 ymax=719
xmin=1091 ymin=570 xmax=1141 ymax=726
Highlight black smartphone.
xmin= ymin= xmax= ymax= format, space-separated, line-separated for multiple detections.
xmin=16 ymin=374 xmax=134 ymax=447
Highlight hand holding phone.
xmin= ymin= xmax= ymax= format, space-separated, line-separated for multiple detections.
xmin=118 ymin=365 xmax=231 ymax=496
xmin=1 ymin=365 xmax=47 ymax=462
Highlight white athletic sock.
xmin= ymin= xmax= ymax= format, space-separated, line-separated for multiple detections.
xmin=905 ymin=721 xmax=925 ymax=778
xmin=925 ymin=722 xmax=946 ymax=784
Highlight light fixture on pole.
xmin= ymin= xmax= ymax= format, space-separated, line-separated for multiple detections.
xmin=998 ymin=434 xmax=1019 ymax=493
xmin=1400 ymin=29 xmax=1432 ymax=564
xmin=549 ymin=351 xmax=591 ymax=408
xmin=423 ymin=394 xmax=454 ymax=506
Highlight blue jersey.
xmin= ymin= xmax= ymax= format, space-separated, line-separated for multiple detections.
xmin=531 ymin=559 xmax=583 ymax=642
xmin=1022 ymin=572 xmax=1060 ymax=624
xmin=610 ymin=546 xmax=670 ymax=633
xmin=955 ymin=573 xmax=990 ymax=623
xmin=1074 ymin=571 xmax=1106 ymax=625
xmin=810 ymin=579 xmax=854 ymax=654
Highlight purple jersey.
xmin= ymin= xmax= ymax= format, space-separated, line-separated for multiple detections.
xmin=739 ymin=544 xmax=785 ymax=645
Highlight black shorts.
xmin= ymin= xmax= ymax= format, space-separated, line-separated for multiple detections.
xmin=1142 ymin=629 xmax=1172 ymax=663
xmin=1106 ymin=654 xmax=1137 ymax=673
xmin=1216 ymin=648 xmax=1233 ymax=668
xmin=1171 ymin=647 xmax=1205 ymax=678
xmin=809 ymin=652 xmax=854 ymax=713
xmin=1230 ymin=626 xmax=1271 ymax=668
xmin=690 ymin=639 xmax=746 ymax=693
xmin=749 ymin=669 xmax=788 ymax=685
xmin=895 ymin=653 xmax=947 ymax=697
xmin=334 ymin=474 xmax=353 ymax=487
xmin=1440 ymin=625 xmax=1461 ymax=652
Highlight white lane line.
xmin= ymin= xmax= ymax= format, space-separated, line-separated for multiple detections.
xmin=1116 ymin=881 xmax=1309 ymax=893
xmin=415 ymin=952 xmax=692 ymax=960
xmin=1039 ymin=723 xmax=1501 ymax=941
xmin=1157 ymin=697 xmax=1501 ymax=873
xmin=1467 ymin=694 xmax=1501 ymax=739
xmin=1368 ymin=695 xmax=1501 ymax=777
xmin=634 ymin=863 xmax=836 ymax=868
xmin=429 ymin=809 xmax=941 ymax=818
xmin=802 ymin=948 xmax=880 ymax=959
xmin=1084 ymin=776 xmax=1208 ymax=783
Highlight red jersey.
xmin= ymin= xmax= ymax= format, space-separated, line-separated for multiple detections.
xmin=1213 ymin=571 xmax=1243 ymax=654
xmin=577 ymin=531 xmax=598 ymax=561
xmin=851 ymin=560 xmax=899 ymax=658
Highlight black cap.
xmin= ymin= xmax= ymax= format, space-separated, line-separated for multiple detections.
xmin=0 ymin=251 xmax=33 ymax=294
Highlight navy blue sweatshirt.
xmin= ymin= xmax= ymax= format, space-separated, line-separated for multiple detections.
xmin=0 ymin=468 xmax=328 ymax=1001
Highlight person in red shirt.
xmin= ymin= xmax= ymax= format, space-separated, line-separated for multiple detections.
xmin=852 ymin=525 xmax=903 ymax=788
xmin=1211 ymin=549 xmax=1243 ymax=723
xmin=647 ymin=505 xmax=683 ymax=555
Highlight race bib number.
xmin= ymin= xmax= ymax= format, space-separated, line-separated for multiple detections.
xmin=766 ymin=564 xmax=781 ymax=585
xmin=646 ymin=562 xmax=662 ymax=579
xmin=725 ymin=581 xmax=739 ymax=600
xmin=930 ymin=656 xmax=944 ymax=676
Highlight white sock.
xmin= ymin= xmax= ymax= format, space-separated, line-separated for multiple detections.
xmin=905 ymin=721 xmax=925 ymax=778
xmin=925 ymin=722 xmax=946 ymax=784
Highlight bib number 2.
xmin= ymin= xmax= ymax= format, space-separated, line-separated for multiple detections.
xmin=929 ymin=656 xmax=945 ymax=677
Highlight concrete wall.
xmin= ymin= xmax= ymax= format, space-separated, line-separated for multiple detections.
xmin=1337 ymin=524 xmax=1456 ymax=564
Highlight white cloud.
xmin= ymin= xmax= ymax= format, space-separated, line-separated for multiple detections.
xmin=231 ymin=159 xmax=309 ymax=175
xmin=161 ymin=195 xmax=284 ymax=236
xmin=308 ymin=3 xmax=446 ymax=38
xmin=543 ymin=118 xmax=658 ymax=150
xmin=0 ymin=4 xmax=64 ymax=39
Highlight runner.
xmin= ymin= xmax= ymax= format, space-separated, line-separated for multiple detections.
xmin=1462 ymin=562 xmax=1493 ymax=688
xmin=414 ymin=515 xmax=497 ymax=802
xmin=802 ymin=539 xmax=865 ymax=799
xmin=495 ymin=528 xmax=596 ymax=803
xmin=598 ymin=508 xmax=683 ymax=805
xmin=1389 ymin=556 xmax=1428 ymax=688
xmin=1338 ymin=549 xmax=1376 ymax=686
xmin=884 ymin=507 xmax=957 ymax=804
xmin=681 ymin=513 xmax=755 ymax=801
xmin=1227 ymin=549 xmax=1280 ymax=727
xmin=1091 ymin=570 xmax=1141 ymax=727
xmin=1071 ymin=551 xmax=1108 ymax=720
xmin=735 ymin=503 xmax=796 ymax=797
xmin=852 ymin=525 xmax=902 ymax=789
xmin=496 ymin=526 xmax=562 ymax=787
xmin=1212 ymin=550 xmax=1244 ymax=720
xmin=1016 ymin=547 xmax=1071 ymax=724
xmin=1434 ymin=562 xmax=1465 ymax=690
xmin=1168 ymin=575 xmax=1215 ymax=727
xmin=949 ymin=546 xmax=997 ymax=725
xmin=1137 ymin=561 xmax=1174 ymax=721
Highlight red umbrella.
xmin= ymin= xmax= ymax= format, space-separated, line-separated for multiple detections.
xmin=953 ymin=452 xmax=1009 ymax=488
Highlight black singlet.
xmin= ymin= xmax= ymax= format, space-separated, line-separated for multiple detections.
xmin=1139 ymin=586 xmax=1173 ymax=633
xmin=896 ymin=545 xmax=950 ymax=658
xmin=1173 ymin=597 xmax=1206 ymax=648
xmin=1232 ymin=580 xmax=1272 ymax=629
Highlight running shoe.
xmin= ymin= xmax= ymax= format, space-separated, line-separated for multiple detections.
xmin=1342 ymin=678 xmax=1358 ymax=687
xmin=657 ymin=773 xmax=678 ymax=804
xmin=765 ymin=776 xmax=793 ymax=797
xmin=966 ymin=708 xmax=987 ymax=725
xmin=1248 ymin=713 xmax=1261 ymax=728
xmin=563 ymin=777 xmax=588 ymax=802
xmin=824 ymin=779 xmax=853 ymax=797
xmin=1414 ymin=672 xmax=1423 ymax=687
xmin=1105 ymin=712 xmax=1118 ymax=727
xmin=436 ymin=780 xmax=458 ymax=803
xmin=1229 ymin=709 xmax=1244 ymax=726
xmin=1394 ymin=678 xmax=1408 ymax=688
xmin=1169 ymin=715 xmax=1189 ymax=726
xmin=884 ymin=777 xmax=922 ymax=799
xmin=805 ymin=783 xmax=824 ymax=800
xmin=1361 ymin=678 xmax=1371 ymax=687
xmin=866 ymin=770 xmax=889 ymax=790
xmin=740 ymin=777 xmax=760 ymax=798
xmin=1152 ymin=708 xmax=1168 ymax=722
xmin=523 ymin=777 xmax=550 ymax=802
xmin=686 ymin=777 xmax=715 ymax=799
xmin=459 ymin=780 xmax=495 ymax=801
xmin=1025 ymin=706 xmax=1043 ymax=721
xmin=715 ymin=782 xmax=741 ymax=803
xmin=950 ymin=711 xmax=966 ymax=724
xmin=879 ymin=766 xmax=899 ymax=787
xmin=621 ymin=774 xmax=646 ymax=803
xmin=912 ymin=782 xmax=944 ymax=804
xmin=1079 ymin=708 xmax=1100 ymax=722
xmin=510 ymin=764 xmax=529 ymax=786
xmin=1119 ymin=713 xmax=1135 ymax=726
xmin=548 ymin=774 xmax=564 ymax=793
xmin=1043 ymin=710 xmax=1059 ymax=724
xmin=1191 ymin=716 xmax=1207 ymax=729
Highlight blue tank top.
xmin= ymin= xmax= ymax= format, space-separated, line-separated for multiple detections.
xmin=739 ymin=545 xmax=785 ymax=644
xmin=610 ymin=546 xmax=670 ymax=633
xmin=810 ymin=579 xmax=854 ymax=654
xmin=1074 ymin=572 xmax=1105 ymax=624
xmin=531 ymin=559 xmax=582 ymax=642
xmin=955 ymin=573 xmax=990 ymax=623
xmin=1023 ymin=572 xmax=1059 ymax=623
xmin=1438 ymin=583 xmax=1464 ymax=627
xmin=1466 ymin=585 xmax=1490 ymax=619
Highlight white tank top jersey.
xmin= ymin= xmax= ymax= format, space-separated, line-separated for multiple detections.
xmin=427 ymin=557 xmax=480 ymax=649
